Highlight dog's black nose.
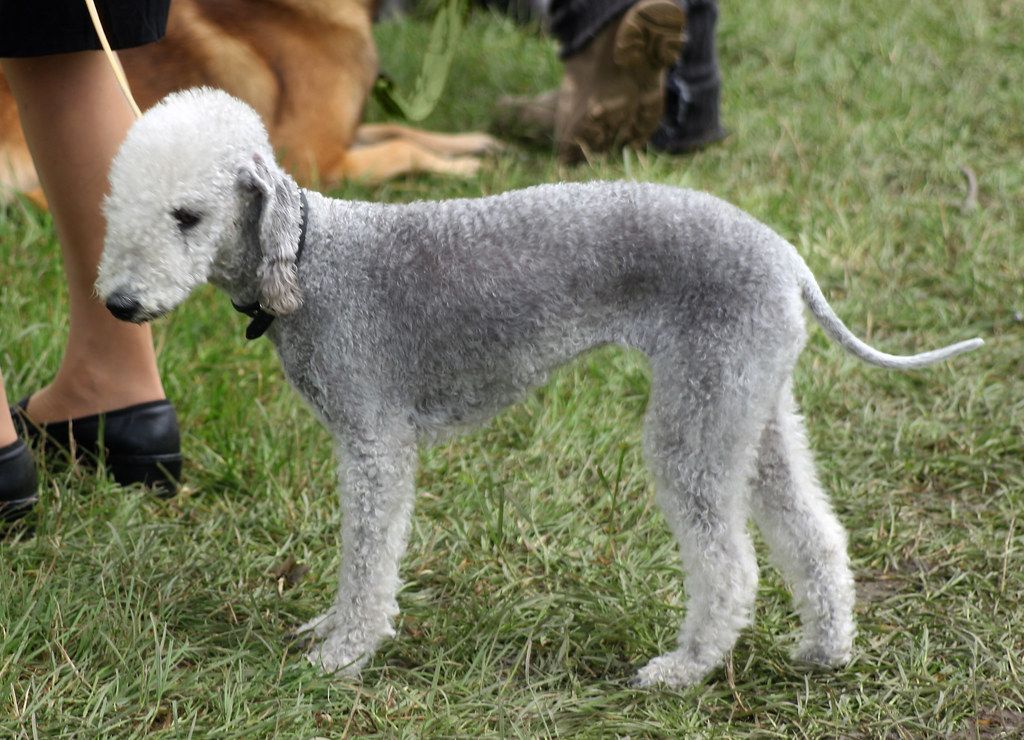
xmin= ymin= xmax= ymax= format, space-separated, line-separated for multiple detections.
xmin=105 ymin=293 xmax=142 ymax=322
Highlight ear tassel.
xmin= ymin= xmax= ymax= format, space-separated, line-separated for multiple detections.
xmin=233 ymin=183 xmax=309 ymax=338
xmin=238 ymin=155 xmax=307 ymax=317
xmin=259 ymin=260 xmax=303 ymax=316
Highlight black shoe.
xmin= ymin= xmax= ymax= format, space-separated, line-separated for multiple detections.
xmin=0 ymin=439 xmax=39 ymax=523
xmin=649 ymin=60 xmax=728 ymax=154
xmin=650 ymin=0 xmax=728 ymax=155
xmin=649 ymin=116 xmax=728 ymax=154
xmin=12 ymin=398 xmax=182 ymax=497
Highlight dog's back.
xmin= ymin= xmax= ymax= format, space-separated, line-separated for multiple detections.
xmin=286 ymin=182 xmax=801 ymax=431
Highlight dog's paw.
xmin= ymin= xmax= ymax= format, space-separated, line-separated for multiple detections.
xmin=300 ymin=608 xmax=394 ymax=676
xmin=306 ymin=644 xmax=367 ymax=676
xmin=294 ymin=607 xmax=338 ymax=640
xmin=305 ymin=627 xmax=375 ymax=676
xmin=791 ymin=641 xmax=851 ymax=669
xmin=440 ymin=156 xmax=482 ymax=178
xmin=630 ymin=651 xmax=711 ymax=689
xmin=455 ymin=132 xmax=505 ymax=155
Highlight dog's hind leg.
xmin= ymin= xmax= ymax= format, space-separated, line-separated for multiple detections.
xmin=748 ymin=384 xmax=855 ymax=667
xmin=303 ymin=416 xmax=419 ymax=675
xmin=355 ymin=123 xmax=502 ymax=157
xmin=339 ymin=139 xmax=482 ymax=184
xmin=632 ymin=355 xmax=774 ymax=688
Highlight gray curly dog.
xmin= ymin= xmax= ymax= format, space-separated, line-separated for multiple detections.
xmin=96 ymin=88 xmax=982 ymax=687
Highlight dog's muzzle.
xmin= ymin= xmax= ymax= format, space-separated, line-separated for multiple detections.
xmin=105 ymin=293 xmax=145 ymax=322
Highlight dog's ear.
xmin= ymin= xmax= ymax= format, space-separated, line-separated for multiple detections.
xmin=236 ymin=153 xmax=303 ymax=315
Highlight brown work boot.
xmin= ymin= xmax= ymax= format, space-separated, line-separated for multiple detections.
xmin=555 ymin=0 xmax=685 ymax=163
xmin=492 ymin=89 xmax=559 ymax=148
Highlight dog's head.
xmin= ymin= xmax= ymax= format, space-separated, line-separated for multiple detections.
xmin=96 ymin=87 xmax=303 ymax=323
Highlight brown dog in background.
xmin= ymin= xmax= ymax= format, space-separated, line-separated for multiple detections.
xmin=0 ymin=0 xmax=499 ymax=207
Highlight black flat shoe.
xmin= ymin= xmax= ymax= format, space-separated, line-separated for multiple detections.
xmin=12 ymin=398 xmax=182 ymax=497
xmin=0 ymin=439 xmax=39 ymax=522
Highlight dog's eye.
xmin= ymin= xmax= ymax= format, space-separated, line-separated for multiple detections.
xmin=172 ymin=207 xmax=202 ymax=231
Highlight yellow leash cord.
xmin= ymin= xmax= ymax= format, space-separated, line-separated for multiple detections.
xmin=83 ymin=0 xmax=143 ymax=119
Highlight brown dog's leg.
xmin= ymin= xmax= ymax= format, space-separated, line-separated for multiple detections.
xmin=355 ymin=123 xmax=502 ymax=157
xmin=341 ymin=139 xmax=482 ymax=183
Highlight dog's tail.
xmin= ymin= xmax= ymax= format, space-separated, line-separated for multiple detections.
xmin=796 ymin=263 xmax=983 ymax=369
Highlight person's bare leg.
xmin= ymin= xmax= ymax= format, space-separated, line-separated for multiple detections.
xmin=2 ymin=52 xmax=164 ymax=424
xmin=0 ymin=372 xmax=16 ymax=447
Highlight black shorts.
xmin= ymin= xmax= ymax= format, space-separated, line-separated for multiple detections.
xmin=0 ymin=1 xmax=170 ymax=58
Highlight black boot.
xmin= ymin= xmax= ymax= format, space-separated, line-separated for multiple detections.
xmin=0 ymin=439 xmax=38 ymax=523
xmin=12 ymin=398 xmax=182 ymax=497
xmin=650 ymin=0 xmax=727 ymax=153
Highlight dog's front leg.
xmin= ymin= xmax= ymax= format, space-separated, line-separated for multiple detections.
xmin=303 ymin=417 xmax=418 ymax=675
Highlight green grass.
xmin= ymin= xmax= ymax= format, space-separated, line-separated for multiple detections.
xmin=1 ymin=1 xmax=1022 ymax=736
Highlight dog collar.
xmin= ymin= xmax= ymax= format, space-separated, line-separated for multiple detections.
xmin=232 ymin=188 xmax=309 ymax=340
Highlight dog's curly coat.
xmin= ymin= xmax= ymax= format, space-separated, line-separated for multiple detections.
xmin=96 ymin=88 xmax=981 ymax=687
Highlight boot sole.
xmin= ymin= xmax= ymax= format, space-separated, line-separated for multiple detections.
xmin=0 ymin=452 xmax=180 ymax=527
xmin=614 ymin=0 xmax=686 ymax=70
xmin=0 ymin=495 xmax=38 ymax=524
xmin=107 ymin=452 xmax=182 ymax=498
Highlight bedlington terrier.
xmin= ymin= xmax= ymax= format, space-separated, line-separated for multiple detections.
xmin=95 ymin=88 xmax=982 ymax=688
